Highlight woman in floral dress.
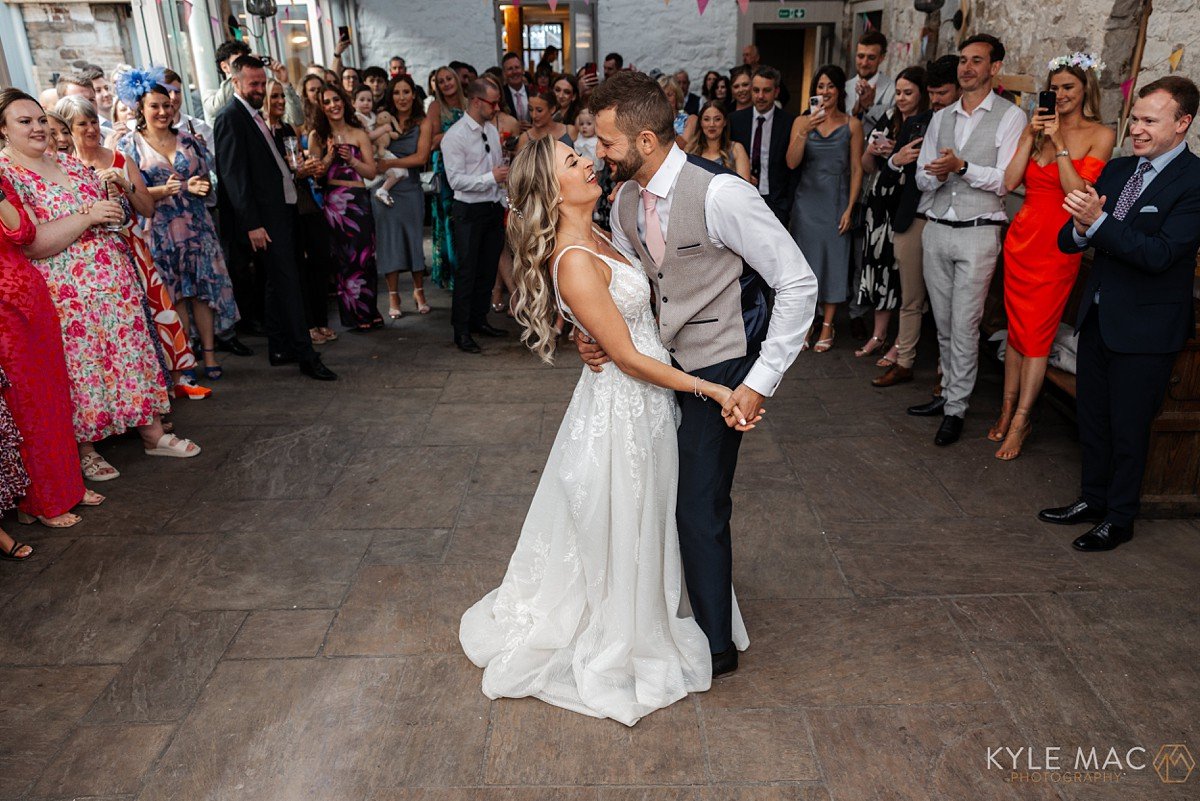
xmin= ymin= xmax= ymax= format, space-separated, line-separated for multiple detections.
xmin=118 ymin=81 xmax=238 ymax=378
xmin=428 ymin=67 xmax=466 ymax=288
xmin=0 ymin=89 xmax=199 ymax=482
xmin=0 ymin=364 xmax=34 ymax=559
xmin=309 ymin=84 xmax=383 ymax=331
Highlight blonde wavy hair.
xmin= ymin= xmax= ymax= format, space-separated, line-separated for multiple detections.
xmin=506 ymin=135 xmax=563 ymax=363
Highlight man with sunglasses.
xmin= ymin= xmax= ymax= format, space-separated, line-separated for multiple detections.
xmin=442 ymin=79 xmax=511 ymax=353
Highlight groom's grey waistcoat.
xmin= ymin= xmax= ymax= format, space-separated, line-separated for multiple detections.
xmin=619 ymin=157 xmax=764 ymax=372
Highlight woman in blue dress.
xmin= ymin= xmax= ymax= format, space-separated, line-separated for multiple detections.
xmin=427 ymin=67 xmax=467 ymax=289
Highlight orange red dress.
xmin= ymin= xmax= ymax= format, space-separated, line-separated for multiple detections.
xmin=1002 ymin=156 xmax=1106 ymax=357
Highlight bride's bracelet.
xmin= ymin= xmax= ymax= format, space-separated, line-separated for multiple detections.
xmin=693 ymin=376 xmax=707 ymax=401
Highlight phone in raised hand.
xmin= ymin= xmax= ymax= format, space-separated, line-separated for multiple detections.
xmin=808 ymin=95 xmax=824 ymax=117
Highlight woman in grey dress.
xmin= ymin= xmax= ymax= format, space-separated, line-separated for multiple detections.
xmin=373 ymin=76 xmax=434 ymax=317
xmin=786 ymin=64 xmax=863 ymax=352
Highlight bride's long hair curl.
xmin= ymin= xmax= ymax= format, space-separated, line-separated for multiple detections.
xmin=506 ymin=135 xmax=562 ymax=363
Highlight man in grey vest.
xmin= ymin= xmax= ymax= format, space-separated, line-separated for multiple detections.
xmin=908 ymin=34 xmax=1024 ymax=445
xmin=579 ymin=72 xmax=818 ymax=677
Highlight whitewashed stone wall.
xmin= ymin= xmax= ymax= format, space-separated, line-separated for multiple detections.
xmin=355 ymin=0 xmax=740 ymax=88
xmin=21 ymin=3 xmax=131 ymax=92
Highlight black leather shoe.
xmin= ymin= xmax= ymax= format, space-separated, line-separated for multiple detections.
xmin=268 ymin=351 xmax=298 ymax=367
xmin=1072 ymin=522 xmax=1133 ymax=552
xmin=907 ymin=396 xmax=946 ymax=417
xmin=1038 ymin=498 xmax=1107 ymax=526
xmin=214 ymin=336 xmax=254 ymax=357
xmin=934 ymin=414 xmax=963 ymax=446
xmin=300 ymin=357 xmax=337 ymax=381
xmin=712 ymin=644 xmax=739 ymax=678
xmin=470 ymin=323 xmax=508 ymax=338
xmin=455 ymin=334 xmax=482 ymax=354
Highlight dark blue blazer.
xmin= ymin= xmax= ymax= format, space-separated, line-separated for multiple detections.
xmin=730 ymin=105 xmax=796 ymax=219
xmin=1058 ymin=147 xmax=1200 ymax=353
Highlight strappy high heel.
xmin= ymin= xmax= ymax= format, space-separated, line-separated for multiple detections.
xmin=413 ymin=288 xmax=431 ymax=314
xmin=995 ymin=409 xmax=1033 ymax=461
xmin=813 ymin=322 xmax=836 ymax=353
xmin=388 ymin=291 xmax=403 ymax=319
xmin=988 ymin=392 xmax=1019 ymax=442
xmin=855 ymin=336 xmax=887 ymax=358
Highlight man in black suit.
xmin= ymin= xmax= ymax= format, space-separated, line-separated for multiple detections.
xmin=213 ymin=56 xmax=336 ymax=381
xmin=501 ymin=51 xmax=531 ymax=129
xmin=1040 ymin=76 xmax=1200 ymax=551
xmin=730 ymin=66 xmax=795 ymax=224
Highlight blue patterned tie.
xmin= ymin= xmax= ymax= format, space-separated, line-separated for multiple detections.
xmin=1112 ymin=161 xmax=1152 ymax=221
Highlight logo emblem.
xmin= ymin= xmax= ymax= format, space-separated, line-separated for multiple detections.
xmin=1153 ymin=744 xmax=1195 ymax=784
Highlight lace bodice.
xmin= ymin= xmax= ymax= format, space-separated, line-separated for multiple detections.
xmin=552 ymin=237 xmax=669 ymax=367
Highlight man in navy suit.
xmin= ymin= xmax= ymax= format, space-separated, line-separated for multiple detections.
xmin=730 ymin=66 xmax=796 ymax=224
xmin=1039 ymin=76 xmax=1200 ymax=551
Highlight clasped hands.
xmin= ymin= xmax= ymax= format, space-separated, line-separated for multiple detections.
xmin=574 ymin=334 xmax=765 ymax=432
xmin=923 ymin=147 xmax=964 ymax=182
xmin=1063 ymin=185 xmax=1107 ymax=234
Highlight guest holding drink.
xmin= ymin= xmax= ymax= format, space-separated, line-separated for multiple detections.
xmin=373 ymin=75 xmax=434 ymax=318
xmin=993 ymin=54 xmax=1113 ymax=459
xmin=309 ymin=84 xmax=383 ymax=331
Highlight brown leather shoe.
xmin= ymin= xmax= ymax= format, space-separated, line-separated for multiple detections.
xmin=872 ymin=365 xmax=914 ymax=387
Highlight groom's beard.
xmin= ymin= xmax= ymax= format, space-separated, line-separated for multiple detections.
xmin=609 ymin=150 xmax=643 ymax=183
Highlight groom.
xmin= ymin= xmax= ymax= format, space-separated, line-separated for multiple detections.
xmin=579 ymin=72 xmax=818 ymax=676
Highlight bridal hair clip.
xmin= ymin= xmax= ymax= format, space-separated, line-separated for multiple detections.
xmin=512 ymin=207 xmax=525 ymax=220
xmin=114 ymin=66 xmax=166 ymax=107
xmin=1047 ymin=52 xmax=1105 ymax=77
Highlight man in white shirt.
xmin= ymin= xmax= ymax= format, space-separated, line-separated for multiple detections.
xmin=442 ymin=78 xmax=511 ymax=353
xmin=909 ymin=34 xmax=1024 ymax=445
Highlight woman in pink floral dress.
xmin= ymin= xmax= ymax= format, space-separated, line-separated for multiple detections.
xmin=0 ymin=89 xmax=200 ymax=481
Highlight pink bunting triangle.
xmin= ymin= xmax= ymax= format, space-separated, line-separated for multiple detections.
xmin=548 ymin=0 xmax=558 ymax=9
xmin=737 ymin=0 xmax=749 ymax=11
xmin=697 ymin=0 xmax=709 ymax=14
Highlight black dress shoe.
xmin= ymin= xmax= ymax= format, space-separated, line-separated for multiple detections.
xmin=712 ymin=644 xmax=739 ymax=678
xmin=455 ymin=334 xmax=482 ymax=354
xmin=907 ymin=396 xmax=946 ymax=417
xmin=470 ymin=323 xmax=508 ymax=338
xmin=268 ymin=351 xmax=298 ymax=367
xmin=1072 ymin=522 xmax=1133 ymax=552
xmin=934 ymin=414 xmax=963 ymax=446
xmin=300 ymin=357 xmax=337 ymax=381
xmin=1037 ymin=498 xmax=1107 ymax=526
xmin=214 ymin=336 xmax=254 ymax=357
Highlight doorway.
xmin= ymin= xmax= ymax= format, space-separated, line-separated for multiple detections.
xmin=755 ymin=27 xmax=808 ymax=115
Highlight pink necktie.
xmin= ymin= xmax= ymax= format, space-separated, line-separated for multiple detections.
xmin=641 ymin=189 xmax=666 ymax=265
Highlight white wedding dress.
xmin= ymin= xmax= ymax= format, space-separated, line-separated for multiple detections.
xmin=459 ymin=236 xmax=748 ymax=726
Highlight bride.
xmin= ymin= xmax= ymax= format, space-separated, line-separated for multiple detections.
xmin=459 ymin=137 xmax=756 ymax=726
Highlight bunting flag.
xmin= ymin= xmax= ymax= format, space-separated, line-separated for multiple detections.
xmin=1120 ymin=77 xmax=1134 ymax=101
xmin=1169 ymin=47 xmax=1184 ymax=72
xmin=548 ymin=0 xmax=558 ymax=9
xmin=697 ymin=0 xmax=709 ymax=14
xmin=736 ymin=0 xmax=749 ymax=12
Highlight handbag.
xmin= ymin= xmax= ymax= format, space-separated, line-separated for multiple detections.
xmin=419 ymin=170 xmax=440 ymax=195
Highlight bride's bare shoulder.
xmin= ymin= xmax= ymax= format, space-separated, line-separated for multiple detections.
xmin=553 ymin=246 xmax=612 ymax=291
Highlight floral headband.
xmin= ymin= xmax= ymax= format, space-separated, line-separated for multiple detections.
xmin=113 ymin=66 xmax=167 ymax=108
xmin=1047 ymin=52 xmax=1105 ymax=77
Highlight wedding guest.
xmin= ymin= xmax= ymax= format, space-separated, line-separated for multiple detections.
xmin=309 ymin=83 xmax=383 ymax=332
xmin=481 ymin=73 xmax=522 ymax=152
xmin=910 ymin=34 xmax=1024 ymax=446
xmin=534 ymin=66 xmax=554 ymax=97
xmin=0 ymin=367 xmax=35 ymax=556
xmin=658 ymin=75 xmax=698 ymax=147
xmin=855 ymin=67 xmax=929 ymax=362
xmin=516 ymin=92 xmax=574 ymax=152
xmin=0 ymin=89 xmax=200 ymax=481
xmin=429 ymin=66 xmax=468 ymax=288
xmin=55 ymin=71 xmax=96 ymax=104
xmin=202 ymin=39 xmax=251 ymax=121
xmin=731 ymin=66 xmax=795 ymax=223
xmin=442 ymin=78 xmax=509 ymax=353
xmin=994 ymin=54 xmax=1113 ymax=460
xmin=786 ymin=64 xmax=863 ymax=352
xmin=701 ymin=70 xmax=721 ymax=101
xmin=162 ymin=69 xmax=213 ymax=154
xmin=340 ymin=66 xmax=361 ymax=96
xmin=483 ymin=76 xmax=522 ymax=316
xmin=46 ymin=111 xmax=73 ymax=153
xmin=710 ymin=76 xmax=732 ymax=113
xmin=675 ymin=69 xmax=702 ymax=115
xmin=60 ymin=94 xmax=209 ymax=400
xmin=875 ymin=55 xmax=961 ymax=390
xmin=846 ymin=30 xmax=895 ymax=135
xmin=265 ymin=78 xmax=338 ymax=344
xmin=0 ymin=172 xmax=95 ymax=529
xmin=373 ymin=75 xmax=434 ymax=318
xmin=110 ymin=98 xmax=136 ymax=141
xmin=1040 ymin=76 xmax=1200 ymax=551
xmin=455 ymin=62 xmax=480 ymax=90
xmin=389 ymin=56 xmax=406 ymax=79
xmin=90 ymin=69 xmax=114 ymax=131
xmin=214 ymin=56 xmax=337 ymax=380
xmin=688 ymin=100 xmax=750 ymax=180
xmin=362 ymin=66 xmax=389 ymax=108
xmin=730 ymin=66 xmax=753 ymax=113
xmin=501 ymin=52 xmax=531 ymax=125
xmin=117 ymin=78 xmax=238 ymax=381
xmin=552 ymin=74 xmax=582 ymax=126
xmin=603 ymin=52 xmax=624 ymax=80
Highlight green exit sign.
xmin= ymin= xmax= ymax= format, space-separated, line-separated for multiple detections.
xmin=778 ymin=7 xmax=806 ymax=19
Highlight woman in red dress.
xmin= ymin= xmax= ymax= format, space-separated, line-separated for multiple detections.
xmin=0 ymin=173 xmax=101 ymax=527
xmin=995 ymin=56 xmax=1114 ymax=460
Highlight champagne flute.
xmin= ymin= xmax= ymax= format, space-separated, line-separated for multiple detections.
xmin=101 ymin=180 xmax=123 ymax=231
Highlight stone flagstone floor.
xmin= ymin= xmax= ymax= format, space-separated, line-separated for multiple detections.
xmin=1 ymin=278 xmax=1198 ymax=801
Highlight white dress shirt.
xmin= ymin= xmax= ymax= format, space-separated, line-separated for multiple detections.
xmin=1072 ymin=140 xmax=1189 ymax=247
xmin=751 ymin=106 xmax=776 ymax=196
xmin=611 ymin=145 xmax=818 ymax=397
xmin=441 ymin=113 xmax=504 ymax=204
xmin=846 ymin=71 xmax=895 ymax=135
xmin=915 ymin=92 xmax=1025 ymax=221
